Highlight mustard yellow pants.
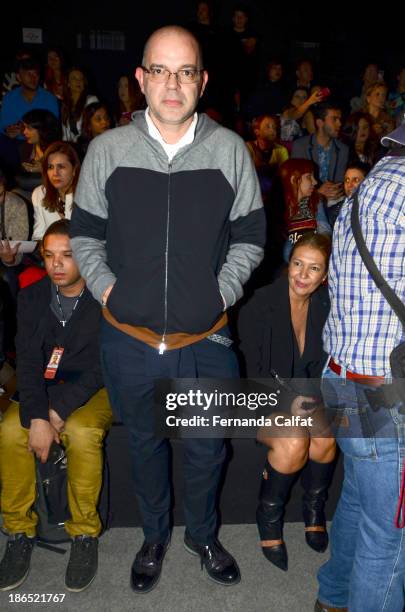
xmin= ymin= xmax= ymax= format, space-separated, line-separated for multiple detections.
xmin=0 ymin=388 xmax=112 ymax=538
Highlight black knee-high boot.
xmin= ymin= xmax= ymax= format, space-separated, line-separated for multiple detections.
xmin=301 ymin=459 xmax=336 ymax=553
xmin=256 ymin=460 xmax=299 ymax=571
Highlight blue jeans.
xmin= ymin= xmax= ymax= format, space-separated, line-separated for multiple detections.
xmin=318 ymin=368 xmax=405 ymax=611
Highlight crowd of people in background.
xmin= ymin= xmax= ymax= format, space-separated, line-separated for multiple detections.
xmin=0 ymin=2 xmax=403 ymax=385
xmin=0 ymin=1 xmax=402 ymax=391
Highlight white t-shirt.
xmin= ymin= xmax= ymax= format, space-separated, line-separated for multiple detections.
xmin=144 ymin=108 xmax=197 ymax=161
xmin=31 ymin=185 xmax=74 ymax=240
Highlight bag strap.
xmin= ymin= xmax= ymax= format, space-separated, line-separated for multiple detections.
xmin=350 ymin=192 xmax=405 ymax=329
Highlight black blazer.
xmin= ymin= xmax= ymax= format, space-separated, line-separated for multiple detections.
xmin=237 ymin=275 xmax=330 ymax=382
xmin=16 ymin=276 xmax=104 ymax=428
xmin=291 ymin=134 xmax=349 ymax=183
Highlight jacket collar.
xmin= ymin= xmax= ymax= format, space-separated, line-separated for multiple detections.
xmin=309 ymin=133 xmax=343 ymax=151
xmin=131 ymin=111 xmax=221 ymax=163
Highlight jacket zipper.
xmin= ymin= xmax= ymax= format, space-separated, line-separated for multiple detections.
xmin=159 ymin=161 xmax=172 ymax=354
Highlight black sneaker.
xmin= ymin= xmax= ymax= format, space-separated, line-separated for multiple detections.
xmin=0 ymin=533 xmax=35 ymax=591
xmin=184 ymin=533 xmax=241 ymax=586
xmin=65 ymin=536 xmax=98 ymax=592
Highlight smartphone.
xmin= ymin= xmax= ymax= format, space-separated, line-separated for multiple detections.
xmin=270 ymin=369 xmax=319 ymax=411
xmin=319 ymin=87 xmax=331 ymax=100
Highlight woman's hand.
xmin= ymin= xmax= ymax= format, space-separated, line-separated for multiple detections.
xmin=291 ymin=395 xmax=319 ymax=416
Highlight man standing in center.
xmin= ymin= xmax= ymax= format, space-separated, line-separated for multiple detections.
xmin=70 ymin=26 xmax=265 ymax=592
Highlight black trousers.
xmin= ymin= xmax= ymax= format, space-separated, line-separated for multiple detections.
xmin=100 ymin=319 xmax=239 ymax=544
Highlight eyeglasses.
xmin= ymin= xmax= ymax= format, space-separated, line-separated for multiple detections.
xmin=141 ymin=66 xmax=204 ymax=84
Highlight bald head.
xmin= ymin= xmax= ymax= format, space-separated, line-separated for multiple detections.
xmin=142 ymin=26 xmax=203 ymax=69
xmin=135 ymin=25 xmax=208 ymax=141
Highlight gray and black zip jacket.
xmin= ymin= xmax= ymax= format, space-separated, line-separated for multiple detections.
xmin=70 ymin=112 xmax=265 ymax=335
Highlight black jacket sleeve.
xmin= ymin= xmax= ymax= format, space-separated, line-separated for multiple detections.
xmin=237 ymin=288 xmax=270 ymax=378
xmin=47 ymin=365 xmax=104 ymax=421
xmin=16 ymin=285 xmax=50 ymax=424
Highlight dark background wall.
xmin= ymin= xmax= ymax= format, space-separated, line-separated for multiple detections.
xmin=1 ymin=1 xmax=404 ymax=109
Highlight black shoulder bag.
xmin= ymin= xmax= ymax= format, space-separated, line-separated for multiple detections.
xmin=34 ymin=442 xmax=71 ymax=553
xmin=351 ymin=191 xmax=405 ymax=410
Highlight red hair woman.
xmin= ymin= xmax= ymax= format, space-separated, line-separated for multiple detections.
xmin=279 ymin=158 xmax=331 ymax=261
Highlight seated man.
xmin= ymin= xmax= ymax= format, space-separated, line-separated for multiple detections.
xmin=0 ymin=219 xmax=112 ymax=592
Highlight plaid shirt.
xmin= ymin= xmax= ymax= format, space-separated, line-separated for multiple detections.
xmin=323 ymin=155 xmax=405 ymax=376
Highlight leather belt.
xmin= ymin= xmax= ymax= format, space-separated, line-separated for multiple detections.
xmin=328 ymin=358 xmax=385 ymax=387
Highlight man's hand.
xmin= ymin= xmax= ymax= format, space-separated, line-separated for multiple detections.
xmin=0 ymin=239 xmax=20 ymax=265
xmin=28 ymin=419 xmax=58 ymax=463
xmin=101 ymin=284 xmax=114 ymax=306
xmin=49 ymin=408 xmax=65 ymax=434
xmin=318 ymin=181 xmax=344 ymax=199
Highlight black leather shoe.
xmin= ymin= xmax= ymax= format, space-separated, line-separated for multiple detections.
xmin=130 ymin=538 xmax=169 ymax=594
xmin=184 ymin=533 xmax=241 ymax=586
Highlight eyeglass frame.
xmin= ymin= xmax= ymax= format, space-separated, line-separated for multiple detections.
xmin=140 ymin=65 xmax=205 ymax=84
